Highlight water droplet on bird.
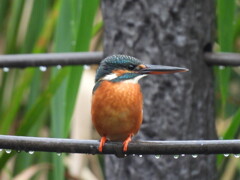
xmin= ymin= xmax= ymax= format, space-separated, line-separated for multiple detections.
xmin=5 ymin=149 xmax=11 ymax=154
xmin=174 ymin=155 xmax=179 ymax=159
xmin=132 ymin=154 xmax=136 ymax=157
xmin=224 ymin=154 xmax=229 ymax=157
xmin=39 ymin=66 xmax=47 ymax=72
xmin=234 ymin=154 xmax=240 ymax=158
xmin=192 ymin=154 xmax=198 ymax=158
xmin=124 ymin=154 xmax=127 ymax=157
xmin=3 ymin=67 xmax=9 ymax=72
xmin=139 ymin=155 xmax=142 ymax=158
xmin=56 ymin=65 xmax=62 ymax=69
xmin=181 ymin=154 xmax=185 ymax=157
xmin=28 ymin=151 xmax=34 ymax=155
xmin=57 ymin=153 xmax=62 ymax=156
xmin=155 ymin=155 xmax=160 ymax=159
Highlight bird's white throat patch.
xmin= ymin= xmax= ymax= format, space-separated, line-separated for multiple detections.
xmin=102 ymin=73 xmax=118 ymax=80
xmin=122 ymin=74 xmax=146 ymax=84
xmin=102 ymin=73 xmax=146 ymax=84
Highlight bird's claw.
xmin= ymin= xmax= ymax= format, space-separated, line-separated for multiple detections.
xmin=123 ymin=134 xmax=133 ymax=152
xmin=98 ymin=136 xmax=107 ymax=152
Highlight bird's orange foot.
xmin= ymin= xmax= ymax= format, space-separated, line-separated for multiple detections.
xmin=98 ymin=136 xmax=107 ymax=152
xmin=123 ymin=134 xmax=133 ymax=152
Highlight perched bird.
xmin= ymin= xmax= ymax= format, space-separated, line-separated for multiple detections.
xmin=91 ymin=55 xmax=188 ymax=152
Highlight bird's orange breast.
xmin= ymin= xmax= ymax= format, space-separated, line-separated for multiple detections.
xmin=91 ymin=81 xmax=143 ymax=141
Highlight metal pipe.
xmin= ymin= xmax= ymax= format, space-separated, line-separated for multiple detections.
xmin=0 ymin=52 xmax=240 ymax=68
xmin=204 ymin=52 xmax=240 ymax=66
xmin=0 ymin=135 xmax=239 ymax=156
xmin=0 ymin=52 xmax=103 ymax=68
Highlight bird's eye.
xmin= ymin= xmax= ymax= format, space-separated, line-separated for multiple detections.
xmin=128 ymin=64 xmax=135 ymax=70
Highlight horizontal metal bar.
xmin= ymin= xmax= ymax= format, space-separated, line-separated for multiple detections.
xmin=204 ymin=52 xmax=240 ymax=66
xmin=0 ymin=52 xmax=103 ymax=68
xmin=0 ymin=52 xmax=240 ymax=68
xmin=0 ymin=135 xmax=240 ymax=157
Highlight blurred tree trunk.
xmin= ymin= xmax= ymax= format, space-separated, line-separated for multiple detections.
xmin=102 ymin=0 xmax=217 ymax=179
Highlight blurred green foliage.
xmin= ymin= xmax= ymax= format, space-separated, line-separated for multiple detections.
xmin=0 ymin=0 xmax=99 ymax=179
xmin=216 ymin=0 xmax=240 ymax=179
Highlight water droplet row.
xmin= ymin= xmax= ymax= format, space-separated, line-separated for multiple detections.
xmin=0 ymin=149 xmax=64 ymax=156
xmin=0 ymin=148 xmax=238 ymax=158
xmin=1 ymin=65 xmax=66 ymax=72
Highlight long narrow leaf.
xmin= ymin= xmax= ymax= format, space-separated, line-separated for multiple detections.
xmin=17 ymin=68 xmax=69 ymax=135
xmin=14 ymin=0 xmax=49 ymax=175
xmin=216 ymin=0 xmax=236 ymax=117
xmin=21 ymin=0 xmax=48 ymax=53
xmin=64 ymin=0 xmax=99 ymax=137
xmin=50 ymin=0 xmax=74 ymax=179
xmin=5 ymin=0 xmax=25 ymax=53
xmin=0 ymin=69 xmax=34 ymax=134
xmin=0 ymin=0 xmax=9 ymax=30
xmin=0 ymin=67 xmax=68 ymax=169
xmin=217 ymin=109 xmax=240 ymax=166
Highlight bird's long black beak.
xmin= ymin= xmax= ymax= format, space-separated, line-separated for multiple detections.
xmin=139 ymin=64 xmax=189 ymax=75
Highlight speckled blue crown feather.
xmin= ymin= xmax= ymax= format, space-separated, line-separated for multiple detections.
xmin=95 ymin=55 xmax=142 ymax=82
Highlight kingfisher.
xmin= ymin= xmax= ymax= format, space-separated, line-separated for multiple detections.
xmin=91 ymin=55 xmax=188 ymax=152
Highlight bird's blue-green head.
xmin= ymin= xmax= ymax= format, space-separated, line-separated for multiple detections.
xmin=95 ymin=55 xmax=188 ymax=83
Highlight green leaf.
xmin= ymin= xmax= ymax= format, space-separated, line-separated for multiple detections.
xmin=215 ymin=67 xmax=231 ymax=116
xmin=223 ymin=109 xmax=240 ymax=139
xmin=21 ymin=0 xmax=48 ymax=53
xmin=217 ymin=109 xmax=240 ymax=166
xmin=0 ymin=69 xmax=34 ymax=134
xmin=0 ymin=66 xmax=68 ymax=169
xmin=14 ymin=0 xmax=49 ymax=175
xmin=75 ymin=0 xmax=99 ymax=51
xmin=0 ymin=0 xmax=9 ymax=30
xmin=50 ymin=1 xmax=99 ymax=179
xmin=0 ymin=153 xmax=15 ymax=171
xmin=50 ymin=1 xmax=75 ymax=179
xmin=64 ymin=0 xmax=99 ymax=137
xmin=5 ymin=0 xmax=25 ymax=53
xmin=92 ymin=20 xmax=103 ymax=37
xmin=0 ymin=72 xmax=8 ymax=114
xmin=17 ymin=68 xmax=69 ymax=135
xmin=216 ymin=0 xmax=236 ymax=117
xmin=33 ymin=1 xmax=59 ymax=53
xmin=217 ymin=0 xmax=235 ymax=51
